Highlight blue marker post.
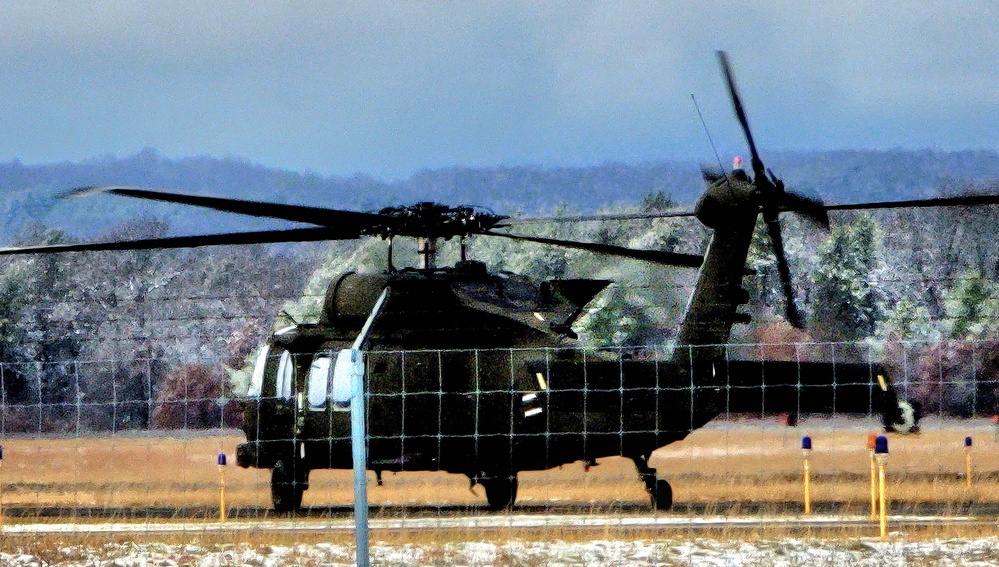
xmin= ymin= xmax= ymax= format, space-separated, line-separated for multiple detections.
xmin=801 ymin=436 xmax=813 ymax=515
xmin=964 ymin=436 xmax=973 ymax=489
xmin=217 ymin=452 xmax=227 ymax=522
xmin=0 ymin=444 xmax=4 ymax=528
xmin=874 ymin=435 xmax=889 ymax=539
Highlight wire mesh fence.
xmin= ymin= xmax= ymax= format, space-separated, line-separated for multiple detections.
xmin=0 ymin=341 xmax=997 ymax=549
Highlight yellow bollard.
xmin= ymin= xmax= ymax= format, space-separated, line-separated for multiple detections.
xmin=867 ymin=432 xmax=877 ymax=520
xmin=874 ymin=435 xmax=889 ymax=539
xmin=217 ymin=453 xmax=227 ymax=523
xmin=801 ymin=436 xmax=812 ymax=515
xmin=0 ymin=444 xmax=4 ymax=530
xmin=964 ymin=436 xmax=973 ymax=489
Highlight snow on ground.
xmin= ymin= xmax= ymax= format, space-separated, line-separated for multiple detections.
xmin=2 ymin=537 xmax=998 ymax=566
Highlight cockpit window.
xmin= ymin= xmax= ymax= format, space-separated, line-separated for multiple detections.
xmin=247 ymin=345 xmax=270 ymax=397
xmin=276 ymin=350 xmax=295 ymax=400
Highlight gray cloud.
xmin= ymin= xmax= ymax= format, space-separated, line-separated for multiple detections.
xmin=1 ymin=1 xmax=997 ymax=178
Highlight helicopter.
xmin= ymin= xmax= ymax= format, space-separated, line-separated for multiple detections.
xmin=1 ymin=51 xmax=995 ymax=512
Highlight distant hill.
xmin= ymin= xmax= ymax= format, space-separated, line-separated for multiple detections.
xmin=1 ymin=148 xmax=998 ymax=242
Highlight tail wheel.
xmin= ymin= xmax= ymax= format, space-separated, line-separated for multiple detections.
xmin=271 ymin=458 xmax=308 ymax=512
xmin=481 ymin=474 xmax=518 ymax=511
xmin=651 ymin=478 xmax=673 ymax=511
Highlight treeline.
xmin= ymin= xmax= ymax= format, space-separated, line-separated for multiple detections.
xmin=0 ymin=218 xmax=319 ymax=433
xmin=2 ymin=173 xmax=999 ymax=432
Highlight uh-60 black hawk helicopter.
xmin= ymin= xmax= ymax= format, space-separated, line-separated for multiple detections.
xmin=4 ymin=51 xmax=996 ymax=512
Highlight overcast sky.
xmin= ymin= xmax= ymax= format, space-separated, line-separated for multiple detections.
xmin=2 ymin=1 xmax=997 ymax=179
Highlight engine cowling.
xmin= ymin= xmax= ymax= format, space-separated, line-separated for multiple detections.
xmin=694 ymin=176 xmax=757 ymax=229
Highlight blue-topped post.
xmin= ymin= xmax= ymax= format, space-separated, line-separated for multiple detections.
xmin=964 ymin=436 xmax=973 ymax=489
xmin=217 ymin=452 xmax=227 ymax=522
xmin=874 ymin=435 xmax=889 ymax=539
xmin=801 ymin=436 xmax=812 ymax=515
xmin=0 ymin=444 xmax=4 ymax=528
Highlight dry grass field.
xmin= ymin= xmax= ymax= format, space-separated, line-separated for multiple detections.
xmin=1 ymin=417 xmax=997 ymax=522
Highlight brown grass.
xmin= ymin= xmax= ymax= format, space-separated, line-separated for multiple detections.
xmin=1 ymin=418 xmax=997 ymax=517
xmin=0 ymin=419 xmax=998 ymax=552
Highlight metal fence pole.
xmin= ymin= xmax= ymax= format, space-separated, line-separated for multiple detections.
xmin=351 ymin=356 xmax=370 ymax=567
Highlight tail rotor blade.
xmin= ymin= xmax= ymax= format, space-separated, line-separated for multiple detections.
xmin=718 ymin=50 xmax=765 ymax=182
xmin=781 ymin=191 xmax=830 ymax=229
xmin=720 ymin=50 xmax=807 ymax=328
xmin=765 ymin=217 xmax=804 ymax=328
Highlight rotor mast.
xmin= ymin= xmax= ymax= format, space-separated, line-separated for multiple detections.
xmin=417 ymin=237 xmax=438 ymax=270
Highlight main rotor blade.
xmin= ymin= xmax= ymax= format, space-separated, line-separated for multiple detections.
xmin=0 ymin=227 xmax=352 ymax=256
xmin=818 ymin=194 xmax=999 ymax=212
xmin=502 ymin=210 xmax=696 ymax=226
xmin=65 ymin=186 xmax=388 ymax=229
xmin=763 ymin=217 xmax=804 ymax=329
xmin=718 ymin=51 xmax=765 ymax=181
xmin=483 ymin=231 xmax=703 ymax=268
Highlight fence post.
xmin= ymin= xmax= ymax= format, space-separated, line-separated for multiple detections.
xmin=875 ymin=435 xmax=889 ymax=539
xmin=0 ymin=444 xmax=4 ymax=530
xmin=801 ymin=436 xmax=812 ymax=515
xmin=351 ymin=352 xmax=370 ymax=567
xmin=867 ymin=432 xmax=877 ymax=520
xmin=964 ymin=436 xmax=973 ymax=489
xmin=217 ymin=452 xmax=227 ymax=522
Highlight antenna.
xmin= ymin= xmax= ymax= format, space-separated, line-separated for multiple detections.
xmin=691 ymin=94 xmax=729 ymax=181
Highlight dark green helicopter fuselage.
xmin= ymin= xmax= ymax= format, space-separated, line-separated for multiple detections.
xmin=235 ymin=178 xmax=919 ymax=511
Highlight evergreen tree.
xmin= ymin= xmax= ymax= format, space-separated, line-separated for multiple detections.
xmin=944 ymin=270 xmax=998 ymax=339
xmin=808 ymin=214 xmax=881 ymax=341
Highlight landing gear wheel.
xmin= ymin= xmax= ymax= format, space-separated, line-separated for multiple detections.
xmin=632 ymin=454 xmax=673 ymax=512
xmin=651 ymin=478 xmax=673 ymax=511
xmin=481 ymin=475 xmax=518 ymax=511
xmin=271 ymin=459 xmax=308 ymax=512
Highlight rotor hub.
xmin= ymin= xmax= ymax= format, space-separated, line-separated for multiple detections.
xmin=364 ymin=202 xmax=508 ymax=240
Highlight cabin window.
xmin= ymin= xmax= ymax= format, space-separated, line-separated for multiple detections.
xmin=331 ymin=348 xmax=362 ymax=411
xmin=247 ymin=345 xmax=270 ymax=398
xmin=276 ymin=350 xmax=295 ymax=400
xmin=307 ymin=352 xmax=333 ymax=410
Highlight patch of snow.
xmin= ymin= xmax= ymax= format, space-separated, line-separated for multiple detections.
xmin=3 ymin=537 xmax=999 ymax=566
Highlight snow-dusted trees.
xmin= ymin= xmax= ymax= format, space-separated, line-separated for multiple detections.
xmin=0 ymin=218 xmax=315 ymax=433
xmin=808 ymin=214 xmax=882 ymax=342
